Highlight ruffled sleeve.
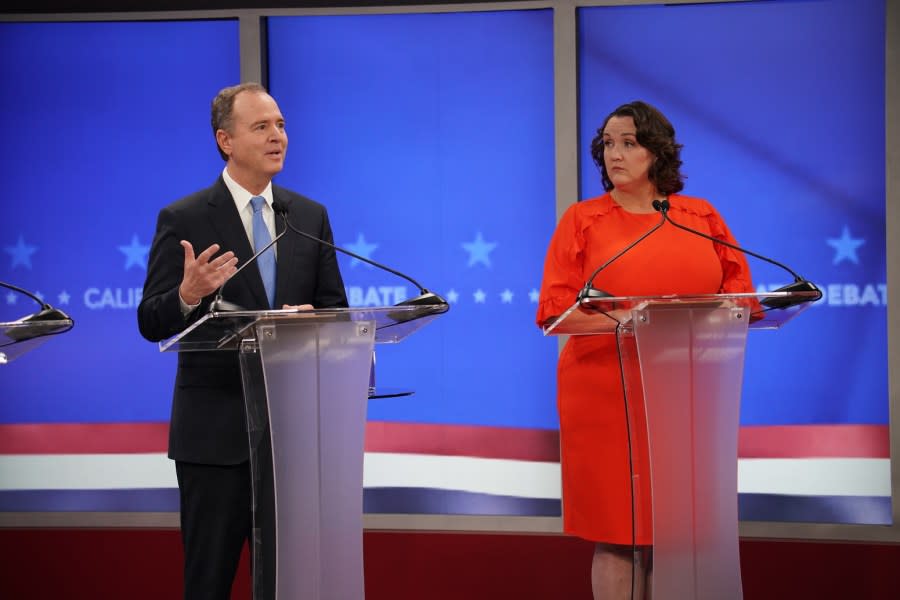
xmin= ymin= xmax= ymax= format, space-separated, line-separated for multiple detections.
xmin=703 ymin=206 xmax=755 ymax=294
xmin=535 ymin=203 xmax=587 ymax=327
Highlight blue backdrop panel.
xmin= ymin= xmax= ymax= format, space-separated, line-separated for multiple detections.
xmin=578 ymin=0 xmax=886 ymax=426
xmin=267 ymin=10 xmax=558 ymax=428
xmin=0 ymin=20 xmax=240 ymax=422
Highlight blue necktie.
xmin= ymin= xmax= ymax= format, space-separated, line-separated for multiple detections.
xmin=250 ymin=196 xmax=276 ymax=308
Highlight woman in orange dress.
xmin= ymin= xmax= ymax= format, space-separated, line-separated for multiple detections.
xmin=536 ymin=101 xmax=754 ymax=599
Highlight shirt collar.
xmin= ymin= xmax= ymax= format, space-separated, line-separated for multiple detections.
xmin=222 ymin=167 xmax=273 ymax=212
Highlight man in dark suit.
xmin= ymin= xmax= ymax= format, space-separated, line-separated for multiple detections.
xmin=138 ymin=82 xmax=348 ymax=600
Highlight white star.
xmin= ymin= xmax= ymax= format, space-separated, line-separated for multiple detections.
xmin=118 ymin=234 xmax=150 ymax=271
xmin=5 ymin=291 xmax=16 ymax=305
xmin=58 ymin=291 xmax=71 ymax=305
xmin=500 ymin=289 xmax=514 ymax=303
xmin=344 ymin=233 xmax=378 ymax=268
xmin=446 ymin=289 xmax=459 ymax=303
xmin=826 ymin=226 xmax=865 ymax=265
xmin=4 ymin=235 xmax=38 ymax=270
xmin=529 ymin=288 xmax=540 ymax=303
xmin=462 ymin=232 xmax=498 ymax=268
xmin=473 ymin=289 xmax=486 ymax=303
xmin=34 ymin=291 xmax=44 ymax=302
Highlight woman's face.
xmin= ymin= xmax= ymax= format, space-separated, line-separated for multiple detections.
xmin=602 ymin=116 xmax=654 ymax=190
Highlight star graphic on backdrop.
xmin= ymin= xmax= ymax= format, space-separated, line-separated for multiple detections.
xmin=4 ymin=235 xmax=38 ymax=269
xmin=344 ymin=233 xmax=378 ymax=268
xmin=58 ymin=291 xmax=71 ymax=305
xmin=5 ymin=292 xmax=16 ymax=305
xmin=500 ymin=289 xmax=514 ymax=304
xmin=34 ymin=291 xmax=44 ymax=302
xmin=473 ymin=289 xmax=486 ymax=303
xmin=446 ymin=289 xmax=459 ymax=303
xmin=462 ymin=232 xmax=498 ymax=268
xmin=529 ymin=288 xmax=540 ymax=303
xmin=826 ymin=226 xmax=865 ymax=265
xmin=118 ymin=234 xmax=150 ymax=271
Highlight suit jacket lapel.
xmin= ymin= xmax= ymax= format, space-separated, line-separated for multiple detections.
xmin=207 ymin=177 xmax=269 ymax=309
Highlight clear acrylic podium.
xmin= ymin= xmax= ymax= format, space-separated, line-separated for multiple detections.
xmin=543 ymin=291 xmax=817 ymax=600
xmin=160 ymin=304 xmax=447 ymax=600
xmin=0 ymin=317 xmax=74 ymax=364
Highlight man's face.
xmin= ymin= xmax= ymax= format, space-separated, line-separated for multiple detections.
xmin=218 ymin=91 xmax=288 ymax=186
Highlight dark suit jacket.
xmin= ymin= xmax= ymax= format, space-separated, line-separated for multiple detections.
xmin=138 ymin=176 xmax=348 ymax=465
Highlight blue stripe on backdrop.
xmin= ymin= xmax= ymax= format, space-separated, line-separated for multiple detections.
xmin=1 ymin=488 xmax=890 ymax=526
xmin=364 ymin=488 xmax=562 ymax=517
xmin=739 ymin=494 xmax=891 ymax=526
xmin=0 ymin=489 xmax=180 ymax=512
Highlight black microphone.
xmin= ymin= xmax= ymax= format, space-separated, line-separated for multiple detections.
xmin=652 ymin=199 xmax=822 ymax=309
xmin=208 ymin=219 xmax=288 ymax=313
xmin=0 ymin=280 xmax=74 ymax=342
xmin=273 ymin=201 xmax=448 ymax=310
xmin=576 ymin=208 xmax=667 ymax=302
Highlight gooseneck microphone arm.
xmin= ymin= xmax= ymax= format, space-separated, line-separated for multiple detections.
xmin=273 ymin=201 xmax=447 ymax=307
xmin=1 ymin=280 xmax=52 ymax=311
xmin=0 ymin=280 xmax=72 ymax=322
xmin=208 ymin=223 xmax=288 ymax=313
xmin=577 ymin=209 xmax=667 ymax=302
xmin=653 ymin=200 xmax=804 ymax=280
xmin=651 ymin=199 xmax=822 ymax=307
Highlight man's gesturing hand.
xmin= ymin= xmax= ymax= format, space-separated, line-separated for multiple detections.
xmin=178 ymin=241 xmax=238 ymax=306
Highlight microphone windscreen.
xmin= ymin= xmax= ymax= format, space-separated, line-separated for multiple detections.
xmin=273 ymin=200 xmax=288 ymax=215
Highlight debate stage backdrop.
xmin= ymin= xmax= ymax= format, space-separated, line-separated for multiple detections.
xmin=0 ymin=0 xmax=889 ymax=526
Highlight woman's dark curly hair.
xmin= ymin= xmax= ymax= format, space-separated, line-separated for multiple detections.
xmin=590 ymin=100 xmax=685 ymax=196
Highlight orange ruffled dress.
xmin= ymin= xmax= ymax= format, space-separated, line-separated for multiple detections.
xmin=536 ymin=193 xmax=755 ymax=544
